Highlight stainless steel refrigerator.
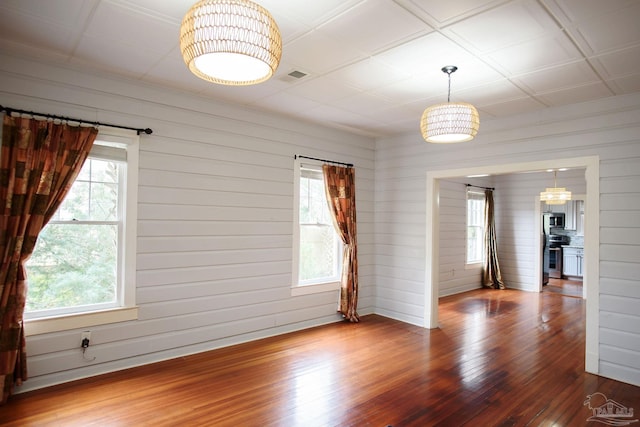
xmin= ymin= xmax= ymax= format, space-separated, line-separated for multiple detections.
xmin=542 ymin=212 xmax=566 ymax=285
xmin=542 ymin=213 xmax=550 ymax=285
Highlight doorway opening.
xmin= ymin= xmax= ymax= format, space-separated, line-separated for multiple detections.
xmin=537 ymin=193 xmax=586 ymax=299
xmin=425 ymin=156 xmax=599 ymax=374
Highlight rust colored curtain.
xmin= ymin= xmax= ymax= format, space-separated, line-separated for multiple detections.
xmin=483 ymin=189 xmax=505 ymax=289
xmin=322 ymin=165 xmax=359 ymax=322
xmin=0 ymin=115 xmax=97 ymax=404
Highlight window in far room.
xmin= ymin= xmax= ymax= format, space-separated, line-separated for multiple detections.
xmin=466 ymin=189 xmax=485 ymax=265
xmin=292 ymin=159 xmax=342 ymax=295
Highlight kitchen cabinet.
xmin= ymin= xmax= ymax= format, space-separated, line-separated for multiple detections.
xmin=575 ymin=200 xmax=584 ymax=235
xmin=563 ymin=247 xmax=583 ymax=278
xmin=549 ymin=204 xmax=566 ymax=214
xmin=549 ymin=200 xmax=584 ymax=233
xmin=565 ymin=201 xmax=575 ymax=230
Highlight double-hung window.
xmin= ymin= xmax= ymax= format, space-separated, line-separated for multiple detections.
xmin=24 ymin=130 xmax=139 ymax=334
xmin=466 ymin=189 xmax=485 ymax=265
xmin=292 ymin=159 xmax=342 ymax=295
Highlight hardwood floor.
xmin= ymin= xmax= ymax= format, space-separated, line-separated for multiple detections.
xmin=543 ymin=277 xmax=583 ymax=298
xmin=2 ymin=289 xmax=638 ymax=426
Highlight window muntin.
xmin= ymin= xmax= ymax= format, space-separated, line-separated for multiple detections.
xmin=466 ymin=190 xmax=485 ymax=265
xmin=25 ymin=140 xmax=129 ymax=320
xmin=294 ymin=163 xmax=342 ymax=287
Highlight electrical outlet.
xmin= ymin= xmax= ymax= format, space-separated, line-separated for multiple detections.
xmin=81 ymin=331 xmax=91 ymax=348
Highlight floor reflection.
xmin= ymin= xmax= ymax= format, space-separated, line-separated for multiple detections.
xmin=291 ymin=359 xmax=335 ymax=426
xmin=458 ymin=311 xmax=490 ymax=389
xmin=453 ymin=291 xmax=526 ymax=391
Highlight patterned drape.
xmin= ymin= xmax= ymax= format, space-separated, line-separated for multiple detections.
xmin=0 ymin=115 xmax=97 ymax=404
xmin=483 ymin=189 xmax=505 ymax=289
xmin=322 ymin=165 xmax=359 ymax=322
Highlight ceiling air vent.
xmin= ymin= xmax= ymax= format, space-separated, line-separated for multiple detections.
xmin=279 ymin=69 xmax=308 ymax=82
xmin=288 ymin=70 xmax=307 ymax=79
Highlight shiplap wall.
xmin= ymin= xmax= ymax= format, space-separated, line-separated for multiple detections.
xmin=0 ymin=54 xmax=375 ymax=392
xmin=438 ymin=180 xmax=480 ymax=296
xmin=492 ymin=170 xmax=586 ymax=291
xmin=438 ymin=179 xmax=492 ymax=296
xmin=375 ymin=93 xmax=640 ymax=386
xmin=432 ymin=172 xmax=586 ymax=295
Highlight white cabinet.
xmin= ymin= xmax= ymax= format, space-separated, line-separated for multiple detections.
xmin=575 ymin=200 xmax=584 ymax=236
xmin=549 ymin=200 xmax=584 ymax=233
xmin=565 ymin=201 xmax=575 ymax=230
xmin=563 ymin=247 xmax=584 ymax=278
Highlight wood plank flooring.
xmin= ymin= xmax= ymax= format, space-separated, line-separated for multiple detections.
xmin=2 ymin=288 xmax=638 ymax=426
xmin=543 ymin=277 xmax=583 ymax=298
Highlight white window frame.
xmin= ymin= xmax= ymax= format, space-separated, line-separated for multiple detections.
xmin=24 ymin=128 xmax=139 ymax=335
xmin=466 ymin=189 xmax=485 ymax=267
xmin=291 ymin=158 xmax=342 ymax=296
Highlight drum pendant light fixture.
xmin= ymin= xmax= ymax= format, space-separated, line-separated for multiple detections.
xmin=180 ymin=0 xmax=282 ymax=86
xmin=421 ymin=66 xmax=480 ymax=143
xmin=540 ymin=170 xmax=572 ymax=205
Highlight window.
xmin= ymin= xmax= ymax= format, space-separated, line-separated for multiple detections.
xmin=292 ymin=160 xmax=342 ymax=295
xmin=466 ymin=189 xmax=485 ymax=265
xmin=26 ymin=157 xmax=121 ymax=316
xmin=24 ymin=130 xmax=139 ymax=334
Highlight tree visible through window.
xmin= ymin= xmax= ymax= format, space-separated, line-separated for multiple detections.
xmin=25 ymin=155 xmax=123 ymax=317
xmin=467 ymin=189 xmax=485 ymax=264
xmin=297 ymin=166 xmax=342 ymax=285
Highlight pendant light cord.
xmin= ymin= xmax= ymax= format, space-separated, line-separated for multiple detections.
xmin=441 ymin=65 xmax=457 ymax=103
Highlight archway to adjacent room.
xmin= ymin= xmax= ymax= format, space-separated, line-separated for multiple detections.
xmin=424 ymin=155 xmax=599 ymax=374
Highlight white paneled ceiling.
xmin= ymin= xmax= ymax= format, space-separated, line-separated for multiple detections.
xmin=1 ymin=0 xmax=639 ymax=137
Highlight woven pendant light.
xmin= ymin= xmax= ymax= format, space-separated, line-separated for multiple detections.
xmin=180 ymin=0 xmax=282 ymax=86
xmin=540 ymin=170 xmax=572 ymax=205
xmin=421 ymin=66 xmax=480 ymax=143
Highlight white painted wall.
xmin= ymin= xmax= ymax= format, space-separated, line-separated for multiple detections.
xmin=375 ymin=93 xmax=640 ymax=386
xmin=0 ymin=54 xmax=375 ymax=392
xmin=492 ymin=169 xmax=586 ymax=292
xmin=432 ymin=171 xmax=587 ymax=295
xmin=437 ymin=178 xmax=494 ymax=296
xmin=1 ymin=51 xmax=639 ymax=391
xmin=438 ymin=180 xmax=481 ymax=296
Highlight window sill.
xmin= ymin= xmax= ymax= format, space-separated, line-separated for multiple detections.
xmin=24 ymin=306 xmax=138 ymax=336
xmin=465 ymin=262 xmax=483 ymax=270
xmin=291 ymin=281 xmax=340 ymax=296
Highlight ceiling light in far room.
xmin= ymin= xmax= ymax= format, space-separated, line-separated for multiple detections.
xmin=540 ymin=170 xmax=572 ymax=205
xmin=180 ymin=0 xmax=282 ymax=86
xmin=420 ymin=66 xmax=480 ymax=143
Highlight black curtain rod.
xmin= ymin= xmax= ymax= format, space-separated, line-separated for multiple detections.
xmin=295 ymin=155 xmax=353 ymax=168
xmin=466 ymin=183 xmax=495 ymax=191
xmin=0 ymin=105 xmax=153 ymax=135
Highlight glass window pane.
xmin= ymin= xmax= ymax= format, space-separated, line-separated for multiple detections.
xmin=26 ymin=223 xmax=117 ymax=312
xmin=299 ymin=224 xmax=338 ymax=282
xmin=58 ymin=181 xmax=90 ymax=220
xmin=90 ymin=181 xmax=119 ymax=220
xmin=75 ymin=161 xmax=91 ymax=181
xmin=299 ymin=177 xmax=311 ymax=224
xmin=297 ymin=166 xmax=342 ymax=285
xmin=467 ymin=191 xmax=486 ymax=264
xmin=300 ymin=175 xmax=331 ymax=225
xmin=300 ymin=178 xmax=332 ymax=224
xmin=90 ymin=159 xmax=119 ymax=183
xmin=55 ymin=159 xmax=120 ymax=221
